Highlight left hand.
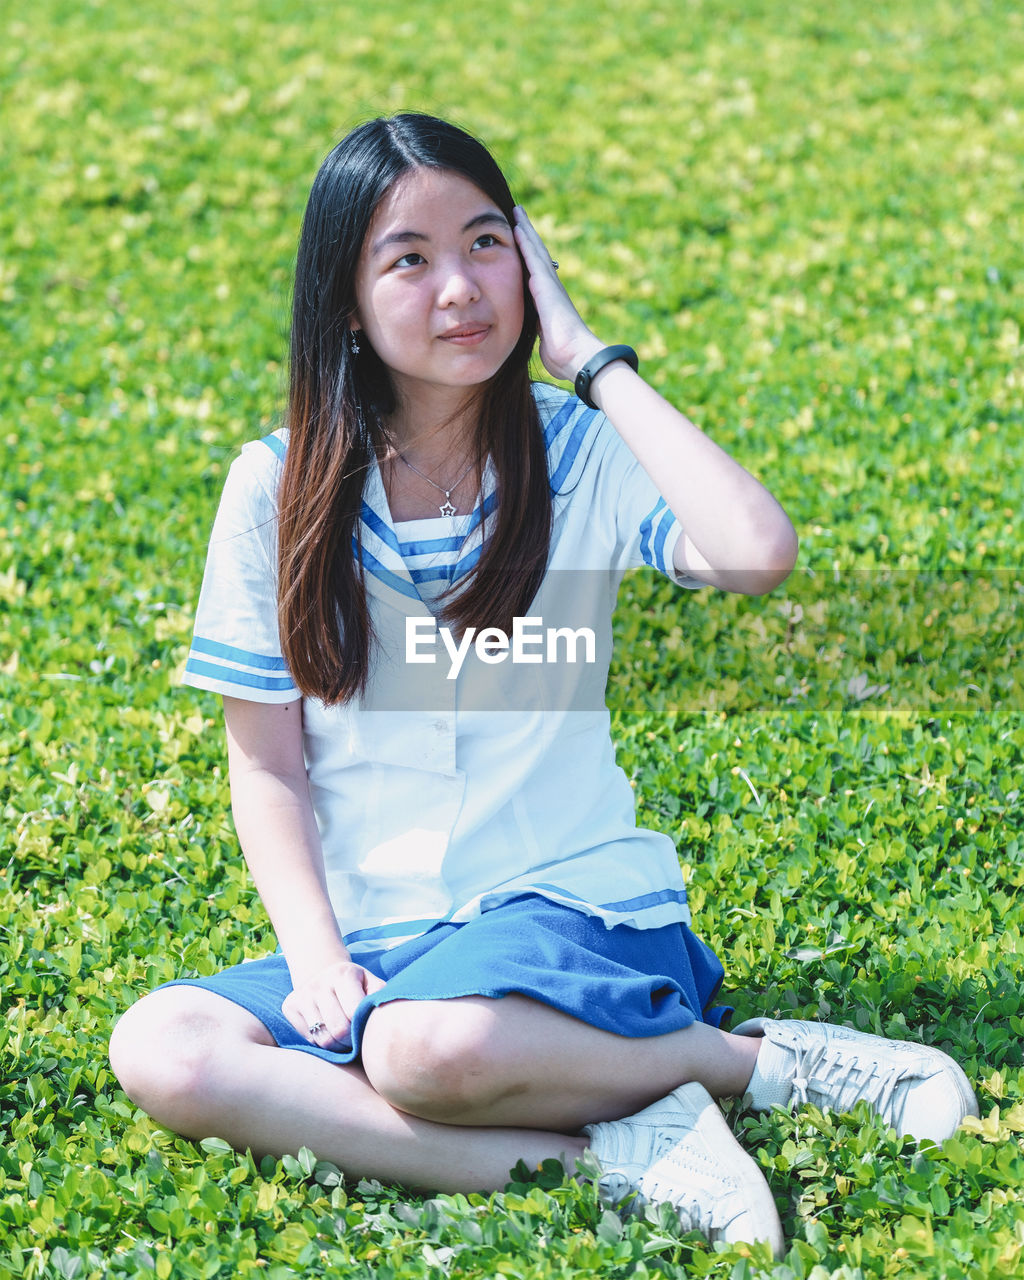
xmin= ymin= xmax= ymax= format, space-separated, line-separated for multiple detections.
xmin=513 ymin=207 xmax=606 ymax=383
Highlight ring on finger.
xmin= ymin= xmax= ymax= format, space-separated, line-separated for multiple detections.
xmin=308 ymin=1021 xmax=326 ymax=1035
xmin=550 ymin=259 xmax=559 ymax=270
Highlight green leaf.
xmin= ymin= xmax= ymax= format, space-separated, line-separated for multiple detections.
xmin=198 ymin=1137 xmax=233 ymax=1156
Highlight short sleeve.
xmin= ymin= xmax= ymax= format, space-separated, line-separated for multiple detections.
xmin=537 ymin=385 xmax=704 ymax=588
xmin=181 ymin=432 xmax=300 ymax=703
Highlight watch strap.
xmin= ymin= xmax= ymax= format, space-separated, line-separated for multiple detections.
xmin=573 ymin=344 xmax=640 ymax=409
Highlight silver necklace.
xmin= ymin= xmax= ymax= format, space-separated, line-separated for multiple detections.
xmin=397 ymin=452 xmax=476 ymax=517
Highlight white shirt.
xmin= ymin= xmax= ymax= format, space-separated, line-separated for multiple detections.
xmin=183 ymin=383 xmax=702 ymax=957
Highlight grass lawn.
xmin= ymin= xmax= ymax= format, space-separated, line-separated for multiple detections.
xmin=3 ymin=0 xmax=1023 ymax=1275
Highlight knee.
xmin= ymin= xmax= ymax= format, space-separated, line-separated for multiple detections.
xmin=361 ymin=1000 xmax=505 ymax=1120
xmin=109 ymin=989 xmax=229 ymax=1131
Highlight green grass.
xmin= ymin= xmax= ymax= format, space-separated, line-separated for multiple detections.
xmin=3 ymin=0 xmax=1023 ymax=1275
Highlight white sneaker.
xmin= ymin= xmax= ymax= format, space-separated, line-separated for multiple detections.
xmin=734 ymin=1017 xmax=979 ymax=1144
xmin=584 ymin=1082 xmax=784 ymax=1257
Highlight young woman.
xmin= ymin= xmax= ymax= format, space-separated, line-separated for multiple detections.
xmin=109 ymin=113 xmax=977 ymax=1256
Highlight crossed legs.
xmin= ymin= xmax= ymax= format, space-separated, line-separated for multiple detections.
xmin=109 ymin=986 xmax=760 ymax=1192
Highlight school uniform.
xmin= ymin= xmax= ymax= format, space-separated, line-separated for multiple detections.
xmin=171 ymin=383 xmax=727 ymax=1060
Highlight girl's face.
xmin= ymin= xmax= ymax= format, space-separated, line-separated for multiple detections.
xmin=352 ymin=166 xmax=526 ymax=410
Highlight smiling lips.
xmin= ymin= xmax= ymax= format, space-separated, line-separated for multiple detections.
xmin=438 ymin=324 xmax=490 ymax=345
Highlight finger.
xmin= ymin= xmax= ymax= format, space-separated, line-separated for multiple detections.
xmin=362 ymin=968 xmax=388 ymax=996
xmin=315 ymin=1018 xmax=351 ymax=1051
xmin=302 ymin=968 xmax=376 ymax=1049
xmin=283 ymin=979 xmax=355 ymax=1048
xmin=334 ymin=966 xmax=386 ymax=1024
xmin=513 ymin=208 xmax=557 ymax=273
xmin=303 ymin=1003 xmax=351 ymax=1050
xmin=310 ymin=987 xmax=356 ymax=1048
xmin=516 ymin=233 xmax=558 ymax=280
xmin=281 ymin=992 xmax=330 ymax=1044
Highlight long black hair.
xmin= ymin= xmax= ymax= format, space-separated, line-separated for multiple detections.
xmin=277 ymin=114 xmax=551 ymax=704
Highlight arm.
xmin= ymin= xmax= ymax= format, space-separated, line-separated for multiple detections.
xmin=223 ymin=695 xmax=383 ymax=1047
xmin=513 ymin=208 xmax=798 ymax=595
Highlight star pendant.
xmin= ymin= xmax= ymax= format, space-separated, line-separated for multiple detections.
xmin=439 ymin=499 xmax=456 ymax=517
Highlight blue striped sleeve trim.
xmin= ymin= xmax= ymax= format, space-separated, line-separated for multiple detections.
xmin=650 ymin=505 xmax=677 ymax=574
xmin=190 ymin=636 xmax=290 ymax=671
xmin=185 ymin=657 xmax=298 ymax=692
xmin=638 ymin=498 xmax=665 ymax=568
xmin=638 ymin=500 xmax=678 ymax=575
xmin=353 ymin=539 xmax=421 ymax=600
xmin=259 ymin=432 xmax=287 ymax=461
xmin=640 ymin=498 xmax=679 ymax=574
xmin=549 ymin=407 xmax=598 ymax=492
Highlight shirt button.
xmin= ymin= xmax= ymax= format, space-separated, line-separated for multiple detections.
xmin=433 ymin=719 xmax=449 ymax=733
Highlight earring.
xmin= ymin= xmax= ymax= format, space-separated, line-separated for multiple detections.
xmin=350 ymin=330 xmax=362 ymax=356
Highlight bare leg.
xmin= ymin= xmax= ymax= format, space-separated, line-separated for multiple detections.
xmin=110 ymin=986 xmax=760 ymax=1192
xmin=360 ymin=994 xmax=760 ymax=1129
xmin=109 ymin=986 xmax=585 ymax=1193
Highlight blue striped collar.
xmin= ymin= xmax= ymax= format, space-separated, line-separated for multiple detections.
xmin=263 ymin=386 xmax=601 ymax=610
xmin=357 ymin=452 xmax=499 ymax=611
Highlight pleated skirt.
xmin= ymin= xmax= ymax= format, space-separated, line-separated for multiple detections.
xmin=163 ymin=893 xmax=728 ymax=1064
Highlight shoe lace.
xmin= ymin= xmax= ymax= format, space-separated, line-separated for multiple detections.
xmin=790 ymin=1040 xmax=912 ymax=1125
xmin=640 ymin=1170 xmax=743 ymax=1239
xmin=597 ymin=1130 xmax=678 ymax=1217
xmin=671 ymin=1196 xmax=714 ymax=1237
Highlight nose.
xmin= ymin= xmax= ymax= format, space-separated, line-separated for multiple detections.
xmin=437 ymin=257 xmax=480 ymax=307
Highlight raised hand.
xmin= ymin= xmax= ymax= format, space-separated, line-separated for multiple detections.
xmin=513 ymin=206 xmax=606 ymax=383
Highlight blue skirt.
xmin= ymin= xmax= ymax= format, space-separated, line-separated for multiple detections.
xmin=163 ymin=894 xmax=728 ymax=1064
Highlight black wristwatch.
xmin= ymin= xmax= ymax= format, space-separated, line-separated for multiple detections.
xmin=574 ymin=345 xmax=640 ymax=409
